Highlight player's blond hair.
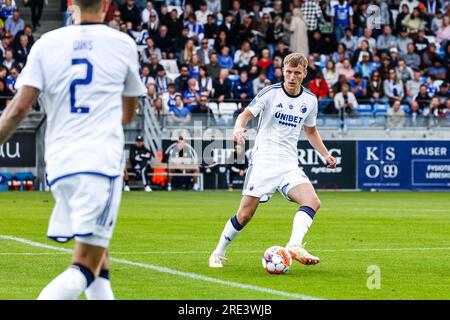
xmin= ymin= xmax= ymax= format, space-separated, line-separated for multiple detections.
xmin=283 ymin=53 xmax=308 ymax=69
xmin=74 ymin=0 xmax=103 ymax=12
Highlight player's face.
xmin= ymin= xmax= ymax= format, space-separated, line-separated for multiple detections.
xmin=283 ymin=64 xmax=306 ymax=91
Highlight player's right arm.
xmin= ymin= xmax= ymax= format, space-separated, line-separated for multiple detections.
xmin=122 ymin=96 xmax=138 ymax=124
xmin=234 ymin=95 xmax=265 ymax=144
xmin=0 ymin=86 xmax=39 ymax=145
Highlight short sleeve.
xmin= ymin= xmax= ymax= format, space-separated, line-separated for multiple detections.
xmin=123 ymin=41 xmax=146 ymax=97
xmin=303 ymin=97 xmax=318 ymax=127
xmin=15 ymin=39 xmax=44 ymax=91
xmin=246 ymin=95 xmax=265 ymax=117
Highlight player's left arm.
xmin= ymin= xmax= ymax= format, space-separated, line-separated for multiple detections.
xmin=303 ymin=126 xmax=336 ymax=169
xmin=0 ymin=85 xmax=39 ymax=145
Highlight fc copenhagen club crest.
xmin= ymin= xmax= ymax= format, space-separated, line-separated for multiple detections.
xmin=301 ymin=104 xmax=307 ymax=113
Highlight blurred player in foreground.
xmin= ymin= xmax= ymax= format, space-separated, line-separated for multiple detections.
xmin=0 ymin=0 xmax=145 ymax=299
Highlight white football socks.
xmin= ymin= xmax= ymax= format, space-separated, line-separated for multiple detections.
xmin=287 ymin=207 xmax=316 ymax=247
xmin=213 ymin=216 xmax=243 ymax=257
xmin=37 ymin=265 xmax=93 ymax=300
xmin=85 ymin=274 xmax=114 ymax=300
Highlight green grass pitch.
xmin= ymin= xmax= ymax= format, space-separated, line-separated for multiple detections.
xmin=0 ymin=191 xmax=449 ymax=300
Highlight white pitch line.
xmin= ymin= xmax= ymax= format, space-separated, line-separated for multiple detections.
xmin=0 ymin=235 xmax=321 ymax=300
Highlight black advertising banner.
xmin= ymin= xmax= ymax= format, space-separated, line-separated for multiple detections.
xmin=298 ymin=140 xmax=356 ymax=189
xmin=161 ymin=139 xmax=356 ymax=190
xmin=0 ymin=133 xmax=36 ymax=167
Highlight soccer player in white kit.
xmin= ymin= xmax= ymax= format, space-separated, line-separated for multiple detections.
xmin=0 ymin=0 xmax=145 ymax=299
xmin=209 ymin=53 xmax=337 ymax=268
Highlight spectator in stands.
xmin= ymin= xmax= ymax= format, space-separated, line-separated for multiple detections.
xmin=395 ymin=58 xmax=414 ymax=84
xmin=367 ymin=70 xmax=385 ymax=103
xmin=6 ymin=66 xmax=17 ymax=95
xmin=129 ymin=135 xmax=153 ymax=192
xmin=271 ymin=66 xmax=284 ymax=83
xmin=166 ymin=9 xmax=183 ymax=40
xmin=206 ymin=52 xmax=221 ymax=80
xmin=206 ymin=0 xmax=221 ymax=16
xmin=352 ymin=39 xmax=372 ymax=67
xmin=396 ymin=4 xmax=411 ymax=32
xmin=184 ymin=13 xmax=204 ymax=45
xmin=402 ymin=6 xmax=427 ymax=34
xmin=195 ymin=2 xmax=211 ymax=25
xmin=155 ymin=67 xmax=170 ymax=95
xmin=164 ymin=83 xmax=178 ymax=111
xmin=183 ymin=78 xmax=201 ymax=111
xmin=309 ymin=72 xmax=329 ymax=102
xmin=141 ymin=37 xmax=162 ymax=64
xmin=5 ymin=9 xmax=24 ymax=37
xmin=253 ymin=13 xmax=271 ymax=52
xmin=13 ymin=24 xmax=34 ymax=49
xmin=395 ymin=27 xmax=413 ymax=57
xmin=355 ymin=51 xmax=377 ymax=79
xmin=413 ymin=29 xmax=429 ymax=55
xmin=358 ymin=28 xmax=376 ymax=52
xmin=257 ymin=49 xmax=272 ymax=72
xmin=197 ymin=65 xmax=213 ymax=97
xmin=175 ymin=64 xmax=190 ymax=93
xmin=284 ymin=8 xmax=309 ymax=57
xmin=413 ymin=84 xmax=432 ymax=114
xmin=273 ymin=40 xmax=290 ymax=60
xmin=212 ymin=68 xmax=232 ymax=102
xmin=180 ymin=38 xmax=195 ymax=65
xmin=303 ymin=54 xmax=319 ymax=85
xmin=229 ymin=0 xmax=246 ymax=25
xmin=2 ymin=48 xmax=15 ymax=71
xmin=320 ymin=86 xmax=338 ymax=114
xmin=141 ymin=0 xmax=157 ymax=26
xmin=226 ymin=143 xmax=248 ymax=192
xmin=406 ymin=69 xmax=424 ymax=102
xmin=173 ymin=26 xmax=190 ymax=54
xmin=252 ymin=71 xmax=268 ymax=95
xmin=334 ymin=83 xmax=358 ymax=114
xmin=300 ymin=0 xmax=324 ymax=39
xmin=0 ymin=80 xmax=11 ymax=111
xmin=233 ymin=70 xmax=253 ymax=100
xmin=267 ymin=16 xmax=287 ymax=57
xmin=384 ymin=68 xmax=405 ymax=104
xmin=218 ymin=13 xmax=238 ymax=49
xmin=403 ymin=43 xmax=421 ymax=70
xmin=377 ymin=25 xmax=397 ymax=53
xmin=28 ymin=0 xmax=44 ymax=31
xmin=154 ymin=25 xmax=173 ymax=58
xmin=270 ymin=0 xmax=285 ymax=20
xmin=196 ymin=38 xmax=213 ymax=65
xmin=340 ymin=27 xmax=358 ymax=56
xmin=332 ymin=43 xmax=351 ymax=64
xmin=349 ymin=72 xmax=368 ymax=102
xmin=218 ymin=45 xmax=235 ymax=71
xmin=13 ymin=34 xmax=30 ymax=68
xmin=338 ymin=58 xmax=355 ymax=80
xmin=387 ymin=100 xmax=406 ymax=128
xmin=109 ymin=10 xmax=122 ymax=30
xmin=389 ymin=47 xmax=399 ymax=68
xmin=165 ymin=136 xmax=200 ymax=191
xmin=427 ymin=59 xmax=447 ymax=80
xmin=309 ymin=30 xmax=328 ymax=55
xmin=421 ymin=42 xmax=439 ymax=70
xmin=204 ymin=14 xmax=218 ymax=39
xmin=120 ymin=0 xmax=141 ymax=30
xmin=330 ymin=0 xmax=354 ymax=43
xmin=233 ymin=40 xmax=255 ymax=71
xmin=191 ymin=93 xmax=216 ymax=126
xmin=0 ymin=0 xmax=15 ymax=21
xmin=188 ymin=54 xmax=201 ymax=80
xmin=168 ymin=93 xmax=192 ymax=126
xmin=436 ymin=16 xmax=450 ymax=47
xmin=213 ymin=30 xmax=231 ymax=53
xmin=146 ymin=53 xmax=163 ymax=78
xmin=235 ymin=14 xmax=256 ymax=47
xmin=436 ymin=82 xmax=449 ymax=104
xmin=140 ymin=63 xmax=155 ymax=90
xmin=322 ymin=60 xmax=339 ymax=87
xmin=246 ymin=56 xmax=260 ymax=80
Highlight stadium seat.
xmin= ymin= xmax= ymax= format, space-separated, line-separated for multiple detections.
xmin=324 ymin=118 xmax=339 ymax=127
xmin=159 ymin=59 xmax=179 ymax=74
xmin=374 ymin=103 xmax=389 ymax=114
xmin=0 ymin=172 xmax=12 ymax=192
xmin=14 ymin=172 xmax=34 ymax=191
xmin=346 ymin=118 xmax=364 ymax=127
xmin=208 ymin=102 xmax=220 ymax=121
xmin=355 ymin=104 xmax=373 ymax=113
xmin=218 ymin=102 xmax=238 ymax=126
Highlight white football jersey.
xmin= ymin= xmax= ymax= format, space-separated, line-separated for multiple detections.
xmin=246 ymin=83 xmax=318 ymax=166
xmin=16 ymin=24 xmax=146 ymax=185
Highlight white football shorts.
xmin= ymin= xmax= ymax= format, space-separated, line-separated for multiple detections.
xmin=47 ymin=173 xmax=122 ymax=248
xmin=242 ymin=161 xmax=311 ymax=202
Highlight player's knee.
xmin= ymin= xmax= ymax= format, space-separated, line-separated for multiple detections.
xmin=304 ymin=198 xmax=320 ymax=212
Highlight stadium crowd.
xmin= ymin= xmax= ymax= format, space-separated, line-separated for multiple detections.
xmin=98 ymin=0 xmax=450 ymax=127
